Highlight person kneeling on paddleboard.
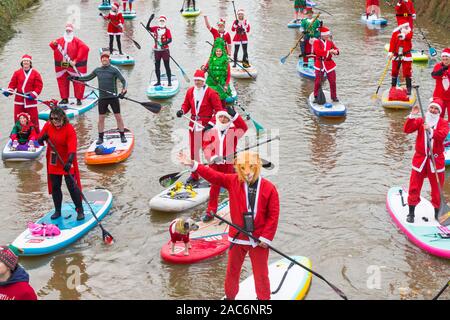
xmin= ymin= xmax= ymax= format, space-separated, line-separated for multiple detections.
xmin=178 ymin=151 xmax=280 ymax=300
xmin=69 ymin=51 xmax=128 ymax=144
xmin=201 ymin=105 xmax=248 ymax=222
xmin=38 ymin=108 xmax=85 ymax=221
xmin=404 ymin=98 xmax=448 ymax=223
xmin=9 ymin=112 xmax=38 ymax=152
xmin=0 ymin=245 xmax=37 ymax=300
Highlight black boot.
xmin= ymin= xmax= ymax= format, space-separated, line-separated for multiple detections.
xmin=96 ymin=132 xmax=104 ymax=145
xmin=76 ymin=207 xmax=85 ymax=221
xmin=406 ymin=77 xmax=412 ymax=96
xmin=313 ymin=96 xmax=319 ymax=104
xmin=120 ymin=131 xmax=127 ymax=143
xmin=51 ymin=211 xmax=62 ymax=220
xmin=77 ymin=99 xmax=82 ymax=105
xmin=434 ymin=208 xmax=439 ymax=221
xmin=59 ymin=98 xmax=69 ymax=105
xmin=407 ymin=205 xmax=415 ymax=223
xmin=391 ymin=77 xmax=397 ymax=88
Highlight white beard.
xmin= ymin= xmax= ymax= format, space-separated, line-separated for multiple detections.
xmin=159 ymin=22 xmax=166 ymax=28
xmin=63 ymin=32 xmax=74 ymax=43
xmin=425 ymin=111 xmax=439 ymax=128
xmin=216 ymin=121 xmax=231 ymax=132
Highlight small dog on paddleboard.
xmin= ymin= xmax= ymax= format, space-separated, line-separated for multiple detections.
xmin=169 ymin=218 xmax=199 ymax=256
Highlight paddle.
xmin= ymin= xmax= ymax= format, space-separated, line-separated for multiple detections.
xmin=45 ymin=139 xmax=114 ymax=245
xmin=313 ymin=6 xmax=334 ymax=16
xmin=0 ymin=88 xmax=59 ymax=108
xmin=316 ymin=63 xmax=326 ymax=105
xmin=415 ymin=85 xmax=450 ymax=226
xmin=415 ymin=20 xmax=437 ymax=57
xmin=234 ymin=103 xmax=264 ymax=133
xmin=433 ymin=280 xmax=449 ymax=300
xmin=180 ymin=0 xmax=186 ymax=13
xmin=372 ymin=56 xmax=393 ymax=100
xmin=280 ymin=13 xmax=321 ymax=64
xmin=70 ymin=80 xmax=162 ymax=114
xmin=100 ymin=13 xmax=141 ymax=49
xmin=159 ymin=135 xmax=279 ymax=187
xmin=212 ymin=214 xmax=348 ymax=300
xmin=140 ymin=22 xmax=190 ymax=83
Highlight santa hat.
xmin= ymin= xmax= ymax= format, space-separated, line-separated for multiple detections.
xmin=21 ymin=54 xmax=32 ymax=62
xmin=0 ymin=245 xmax=22 ymax=271
xmin=17 ymin=112 xmax=31 ymax=121
xmin=237 ymin=9 xmax=245 ymax=15
xmin=112 ymin=2 xmax=120 ymax=10
xmin=217 ymin=18 xmax=226 ymax=26
xmin=65 ymin=23 xmax=74 ymax=31
xmin=392 ymin=22 xmax=410 ymax=33
xmin=429 ymin=97 xmax=444 ymax=114
xmin=319 ymin=26 xmax=330 ymax=36
xmin=193 ymin=69 xmax=205 ymax=82
xmin=216 ymin=110 xmax=232 ymax=122
xmin=159 ymin=15 xmax=167 ymax=22
xmin=442 ymin=48 xmax=450 ymax=58
xmin=304 ymin=7 xmax=314 ymax=14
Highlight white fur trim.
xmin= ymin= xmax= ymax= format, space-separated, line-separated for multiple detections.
xmin=191 ymin=160 xmax=199 ymax=172
xmin=429 ymin=102 xmax=442 ymax=113
xmin=258 ymin=237 xmax=272 ymax=246
xmin=442 ymin=52 xmax=450 ymax=58
xmin=392 ymin=23 xmax=410 ymax=33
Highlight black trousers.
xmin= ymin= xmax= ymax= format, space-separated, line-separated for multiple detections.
xmin=187 ymin=0 xmax=196 ymax=8
xmin=50 ymin=174 xmax=83 ymax=214
xmin=234 ymin=43 xmax=248 ymax=64
xmin=109 ymin=35 xmax=122 ymax=54
xmin=154 ymin=50 xmax=171 ymax=84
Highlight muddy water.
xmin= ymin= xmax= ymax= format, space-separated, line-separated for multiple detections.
xmin=0 ymin=0 xmax=448 ymax=299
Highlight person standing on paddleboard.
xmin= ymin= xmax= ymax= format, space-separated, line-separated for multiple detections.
xmin=69 ymin=52 xmax=128 ymax=144
xmin=231 ymin=9 xmax=251 ymax=68
xmin=292 ymin=0 xmax=307 ymax=22
xmin=3 ymin=54 xmax=43 ymax=133
xmin=201 ymin=105 xmax=248 ymax=222
xmin=366 ymin=0 xmax=381 ymax=19
xmin=404 ymin=98 xmax=448 ymax=223
xmin=395 ymin=0 xmax=416 ymax=30
xmin=299 ymin=7 xmax=321 ymax=68
xmin=100 ymin=2 xmax=125 ymax=55
xmin=388 ymin=23 xmax=413 ymax=96
xmin=204 ymin=16 xmax=232 ymax=55
xmin=186 ymin=0 xmax=196 ymax=11
xmin=146 ymin=14 xmax=173 ymax=87
xmin=176 ymin=69 xmax=223 ymax=186
xmin=313 ymin=26 xmax=340 ymax=103
xmin=178 ymin=151 xmax=280 ymax=300
xmin=49 ymin=23 xmax=90 ymax=106
xmin=37 ymin=107 xmax=85 ymax=221
xmin=432 ymin=48 xmax=450 ymax=120
xmin=0 ymin=245 xmax=37 ymax=300
xmin=122 ymin=0 xmax=133 ymax=12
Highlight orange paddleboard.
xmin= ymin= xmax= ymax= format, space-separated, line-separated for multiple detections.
xmin=85 ymin=128 xmax=134 ymax=165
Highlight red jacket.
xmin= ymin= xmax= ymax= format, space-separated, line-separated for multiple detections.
xmin=181 ymin=86 xmax=224 ymax=131
xmin=313 ymin=39 xmax=339 ymax=73
xmin=432 ymin=63 xmax=450 ymax=102
xmin=104 ymin=12 xmax=124 ymax=34
xmin=395 ymin=0 xmax=415 ymax=27
xmin=0 ymin=266 xmax=37 ymax=300
xmin=8 ymin=68 xmax=43 ymax=108
xmin=231 ymin=20 xmax=250 ymax=43
xmin=49 ymin=37 xmax=90 ymax=78
xmin=202 ymin=114 xmax=248 ymax=162
xmin=389 ymin=30 xmax=413 ymax=62
xmin=210 ymin=27 xmax=232 ymax=47
xmin=38 ymin=122 xmax=82 ymax=193
xmin=149 ymin=26 xmax=172 ymax=50
xmin=194 ymin=164 xmax=280 ymax=246
xmin=404 ymin=116 xmax=449 ymax=173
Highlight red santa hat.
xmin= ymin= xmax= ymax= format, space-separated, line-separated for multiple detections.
xmin=319 ymin=26 xmax=331 ymax=36
xmin=112 ymin=2 xmax=120 ymax=10
xmin=392 ymin=22 xmax=410 ymax=33
xmin=159 ymin=15 xmax=167 ymax=22
xmin=217 ymin=18 xmax=226 ymax=26
xmin=65 ymin=23 xmax=74 ymax=31
xmin=100 ymin=51 xmax=110 ymax=59
xmin=17 ymin=112 xmax=31 ymax=121
xmin=21 ymin=54 xmax=32 ymax=62
xmin=216 ymin=110 xmax=232 ymax=122
xmin=193 ymin=69 xmax=205 ymax=82
xmin=237 ymin=9 xmax=245 ymax=15
xmin=429 ymin=97 xmax=443 ymax=114
xmin=304 ymin=7 xmax=314 ymax=14
xmin=442 ymin=48 xmax=450 ymax=58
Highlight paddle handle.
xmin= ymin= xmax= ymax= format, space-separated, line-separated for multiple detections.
xmin=182 ymin=114 xmax=204 ymax=129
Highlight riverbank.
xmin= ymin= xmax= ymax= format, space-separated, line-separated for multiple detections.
xmin=0 ymin=0 xmax=40 ymax=47
xmin=414 ymin=0 xmax=450 ymax=28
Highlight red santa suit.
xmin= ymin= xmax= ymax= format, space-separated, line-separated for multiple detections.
xmin=169 ymin=220 xmax=190 ymax=244
xmin=7 ymin=56 xmax=43 ymax=133
xmin=191 ymin=163 xmax=280 ymax=300
xmin=231 ymin=18 xmax=250 ymax=44
xmin=404 ymin=99 xmax=448 ymax=209
xmin=389 ymin=23 xmax=413 ymax=78
xmin=49 ymin=25 xmax=90 ymax=100
xmin=313 ymin=27 xmax=339 ymax=100
xmin=202 ymin=111 xmax=248 ymax=214
xmin=104 ymin=10 xmax=124 ymax=35
xmin=148 ymin=26 xmax=172 ymax=50
xmin=395 ymin=0 xmax=416 ymax=29
xmin=210 ymin=20 xmax=232 ymax=54
xmin=39 ymin=122 xmax=81 ymax=194
xmin=432 ymin=49 xmax=450 ymax=119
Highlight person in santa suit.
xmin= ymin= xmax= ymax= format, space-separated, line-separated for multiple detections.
xmin=37 ymin=108 xmax=85 ymax=221
xmin=395 ymin=0 xmax=416 ymax=29
xmin=49 ymin=23 xmax=90 ymax=106
xmin=204 ymin=16 xmax=233 ymax=55
xmin=313 ymin=26 xmax=340 ymax=103
xmin=176 ymin=69 xmax=224 ymax=186
xmin=178 ymin=150 xmax=280 ymax=300
xmin=146 ymin=14 xmax=173 ymax=87
xmin=388 ymin=23 xmax=413 ymax=96
xmin=201 ymin=105 xmax=248 ymax=222
xmin=366 ymin=0 xmax=381 ymax=19
xmin=404 ymin=98 xmax=448 ymax=223
xmin=122 ymin=0 xmax=133 ymax=12
xmin=432 ymin=48 xmax=450 ymax=120
xmin=9 ymin=112 xmax=38 ymax=152
xmin=3 ymin=54 xmax=43 ymax=133
xmin=231 ymin=9 xmax=251 ymax=68
xmin=299 ymin=7 xmax=321 ymax=68
xmin=100 ymin=2 xmax=124 ymax=55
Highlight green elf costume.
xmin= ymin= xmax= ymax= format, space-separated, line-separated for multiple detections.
xmin=293 ymin=0 xmax=307 ymax=21
xmin=300 ymin=8 xmax=321 ymax=67
xmin=204 ymin=38 xmax=231 ymax=107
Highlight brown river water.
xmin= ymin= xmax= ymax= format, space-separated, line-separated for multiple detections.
xmin=0 ymin=0 xmax=449 ymax=300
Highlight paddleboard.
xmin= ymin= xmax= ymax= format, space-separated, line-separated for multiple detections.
xmin=12 ymin=189 xmax=113 ymax=256
xmin=231 ymin=64 xmax=258 ymax=79
xmin=234 ymin=256 xmax=312 ymax=300
xmin=98 ymin=2 xmax=112 ymax=10
xmin=445 ymin=146 xmax=450 ymax=166
xmin=181 ymin=8 xmax=201 ymax=17
xmin=306 ymin=0 xmax=317 ymax=7
xmin=381 ymin=88 xmax=417 ymax=110
xmin=38 ymin=90 xmax=99 ymax=120
xmin=360 ymin=14 xmax=388 ymax=26
xmin=225 ymin=82 xmax=238 ymax=104
xmin=384 ymin=44 xmax=428 ymax=63
xmin=287 ymin=19 xmax=302 ymax=29
xmin=99 ymin=48 xmax=135 ymax=66
xmin=2 ymin=140 xmax=45 ymax=162
xmin=386 ymin=186 xmax=450 ymax=259
xmin=85 ymin=128 xmax=134 ymax=165
xmin=308 ymin=91 xmax=346 ymax=118
xmin=160 ymin=199 xmax=230 ymax=264
xmin=296 ymin=57 xmax=327 ymax=80
xmin=122 ymin=10 xmax=137 ymax=20
xmin=146 ymin=74 xmax=180 ymax=99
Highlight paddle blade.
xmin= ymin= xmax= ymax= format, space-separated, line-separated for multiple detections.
xmin=133 ymin=40 xmax=141 ymax=50
xmin=280 ymin=55 xmax=288 ymax=64
xmin=252 ymin=119 xmax=265 ymax=133
xmin=261 ymin=159 xmax=274 ymax=170
xmin=429 ymin=47 xmax=437 ymax=57
xmin=101 ymin=228 xmax=114 ymax=245
xmin=141 ymin=101 xmax=162 ymax=113
xmin=438 ymin=203 xmax=450 ymax=226
xmin=317 ymin=87 xmax=326 ymax=105
xmin=182 ymin=71 xmax=191 ymax=83
xmin=159 ymin=172 xmax=183 ymax=188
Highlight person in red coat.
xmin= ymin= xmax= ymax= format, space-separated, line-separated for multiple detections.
xmin=178 ymin=151 xmax=280 ymax=300
xmin=231 ymin=9 xmax=251 ymax=67
xmin=100 ymin=2 xmax=124 ymax=55
xmin=388 ymin=23 xmax=413 ymax=96
xmin=366 ymin=0 xmax=381 ymax=18
xmin=122 ymin=0 xmax=133 ymax=12
xmin=204 ymin=16 xmax=232 ymax=55
xmin=50 ymin=23 xmax=90 ymax=106
xmin=3 ymin=54 xmax=43 ymax=133
xmin=395 ymin=0 xmax=416 ymax=29
xmin=0 ymin=245 xmax=37 ymax=300
xmin=38 ymin=108 xmax=84 ymax=221
xmin=313 ymin=26 xmax=340 ymax=103
xmin=432 ymin=48 xmax=450 ymax=120
xmin=404 ymin=98 xmax=448 ymax=223
xmin=176 ymin=69 xmax=224 ymax=185
xmin=201 ymin=105 xmax=248 ymax=222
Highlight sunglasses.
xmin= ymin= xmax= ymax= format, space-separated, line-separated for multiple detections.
xmin=50 ymin=117 xmax=62 ymax=121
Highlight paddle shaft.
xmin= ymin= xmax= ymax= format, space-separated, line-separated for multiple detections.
xmin=432 ymin=280 xmax=449 ymax=300
xmin=180 ymin=0 xmax=186 ymax=12
xmin=182 ymin=114 xmax=204 ymax=128
xmin=374 ymin=57 xmax=393 ymax=96
xmin=212 ymin=213 xmax=348 ymax=300
xmin=72 ymin=80 xmax=136 ymax=105
xmin=0 ymin=88 xmax=50 ymax=105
